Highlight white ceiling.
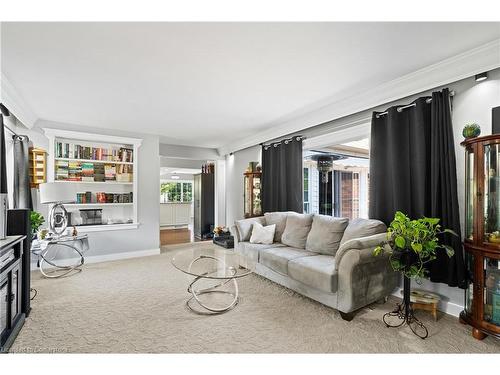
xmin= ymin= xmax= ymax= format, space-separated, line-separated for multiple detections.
xmin=2 ymin=22 xmax=500 ymax=149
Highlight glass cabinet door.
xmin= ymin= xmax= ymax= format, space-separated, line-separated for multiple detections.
xmin=253 ymin=176 xmax=261 ymax=216
xmin=484 ymin=256 xmax=500 ymax=326
xmin=465 ymin=252 xmax=474 ymax=314
xmin=465 ymin=147 xmax=474 ymax=241
xmin=244 ymin=175 xmax=251 ymax=217
xmin=483 ymin=143 xmax=500 ymax=244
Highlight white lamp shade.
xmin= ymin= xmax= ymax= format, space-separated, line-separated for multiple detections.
xmin=39 ymin=182 xmax=75 ymax=204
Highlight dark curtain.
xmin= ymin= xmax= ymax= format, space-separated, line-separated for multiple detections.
xmin=13 ymin=135 xmax=32 ymax=209
xmin=370 ymin=88 xmax=465 ymax=288
xmin=0 ymin=115 xmax=7 ymax=194
xmin=261 ymin=137 xmax=303 ymax=213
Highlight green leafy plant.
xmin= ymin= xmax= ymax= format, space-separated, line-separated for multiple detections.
xmin=373 ymin=211 xmax=457 ymax=281
xmin=30 ymin=211 xmax=45 ymax=233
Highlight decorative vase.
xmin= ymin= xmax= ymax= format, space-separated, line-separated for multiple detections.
xmin=462 ymin=123 xmax=481 ymax=139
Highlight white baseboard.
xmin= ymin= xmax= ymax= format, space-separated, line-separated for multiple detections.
xmin=391 ymin=288 xmax=463 ymax=318
xmin=31 ymin=248 xmax=161 ymax=271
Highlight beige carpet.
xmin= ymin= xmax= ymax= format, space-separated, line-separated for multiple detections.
xmin=10 ymin=242 xmax=500 ymax=353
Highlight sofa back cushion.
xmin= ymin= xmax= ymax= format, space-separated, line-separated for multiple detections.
xmin=305 ymin=215 xmax=349 ymax=255
xmin=340 ymin=218 xmax=386 ymax=246
xmin=249 ymin=222 xmax=276 ymax=245
xmin=281 ymin=213 xmax=313 ymax=249
xmin=264 ymin=212 xmax=290 ymax=242
xmin=235 ymin=216 xmax=266 ymax=242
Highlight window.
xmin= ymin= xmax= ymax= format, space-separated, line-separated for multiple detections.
xmin=303 ymin=137 xmax=369 ymax=219
xmin=160 ymin=182 xmax=193 ymax=203
xmin=303 ymin=167 xmax=310 ymax=213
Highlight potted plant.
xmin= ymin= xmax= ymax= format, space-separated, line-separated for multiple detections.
xmin=462 ymin=123 xmax=481 ymax=139
xmin=30 ymin=211 xmax=45 ymax=239
xmin=373 ymin=211 xmax=457 ymax=338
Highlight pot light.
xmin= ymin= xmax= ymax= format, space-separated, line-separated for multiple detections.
xmin=475 ymin=72 xmax=488 ymax=82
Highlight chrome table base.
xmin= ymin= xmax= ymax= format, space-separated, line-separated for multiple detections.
xmin=35 ymin=235 xmax=89 ymax=279
xmin=185 ymin=255 xmax=239 ymax=315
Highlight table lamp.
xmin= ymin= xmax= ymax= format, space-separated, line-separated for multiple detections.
xmin=39 ymin=182 xmax=74 ymax=236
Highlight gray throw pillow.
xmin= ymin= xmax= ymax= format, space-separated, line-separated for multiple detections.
xmin=281 ymin=213 xmax=313 ymax=249
xmin=305 ymin=215 xmax=349 ymax=255
xmin=235 ymin=216 xmax=266 ymax=242
xmin=339 ymin=218 xmax=386 ymax=246
xmin=264 ymin=212 xmax=290 ymax=242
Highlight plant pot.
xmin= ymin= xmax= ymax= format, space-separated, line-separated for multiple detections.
xmin=392 ymin=248 xmax=419 ymax=269
xmin=462 ymin=124 xmax=481 ymax=139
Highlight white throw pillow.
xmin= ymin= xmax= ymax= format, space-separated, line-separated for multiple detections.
xmin=249 ymin=222 xmax=276 ymax=245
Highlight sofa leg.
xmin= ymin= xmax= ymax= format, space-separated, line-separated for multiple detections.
xmin=339 ymin=311 xmax=355 ymax=321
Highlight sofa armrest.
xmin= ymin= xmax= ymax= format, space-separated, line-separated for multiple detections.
xmin=335 ymin=233 xmax=398 ymax=313
xmin=334 ymin=233 xmax=387 ymax=270
xmin=230 ymin=225 xmax=241 ymax=249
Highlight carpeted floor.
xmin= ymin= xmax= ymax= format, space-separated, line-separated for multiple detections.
xmin=10 ymin=242 xmax=500 ymax=353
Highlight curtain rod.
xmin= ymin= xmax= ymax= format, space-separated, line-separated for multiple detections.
xmin=375 ymin=90 xmax=455 ymax=118
xmin=261 ymin=135 xmax=306 ymax=149
xmin=1 ymin=103 xmax=27 ymax=139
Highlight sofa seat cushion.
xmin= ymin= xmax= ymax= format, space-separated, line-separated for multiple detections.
xmin=259 ymin=247 xmax=314 ymax=275
xmin=305 ymin=215 xmax=349 ymax=255
xmin=340 ymin=218 xmax=387 ymax=246
xmin=238 ymin=242 xmax=286 ymax=263
xmin=281 ymin=213 xmax=313 ymax=249
xmin=288 ymin=255 xmax=338 ymax=293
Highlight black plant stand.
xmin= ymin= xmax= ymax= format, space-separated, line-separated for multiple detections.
xmin=382 ymin=249 xmax=429 ymax=339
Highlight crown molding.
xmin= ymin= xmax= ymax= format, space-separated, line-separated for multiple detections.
xmin=218 ymin=39 xmax=500 ymax=156
xmin=0 ymin=73 xmax=38 ymax=128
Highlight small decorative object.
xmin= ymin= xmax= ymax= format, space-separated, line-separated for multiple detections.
xmin=488 ymin=230 xmax=500 ymax=243
xmin=38 ymin=228 xmax=49 ymax=240
xmin=213 ymin=226 xmax=229 ymax=237
xmin=72 ymin=226 xmax=78 ymax=237
xmin=373 ymin=211 xmax=457 ymax=339
xmin=462 ymin=123 xmax=481 ymax=139
xmin=30 ymin=211 xmax=45 ymax=238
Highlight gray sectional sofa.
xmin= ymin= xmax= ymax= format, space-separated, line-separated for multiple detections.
xmin=231 ymin=212 xmax=399 ymax=320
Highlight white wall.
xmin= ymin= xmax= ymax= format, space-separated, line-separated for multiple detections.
xmin=225 ymin=145 xmax=261 ymax=226
xmin=18 ymin=119 xmax=161 ymax=262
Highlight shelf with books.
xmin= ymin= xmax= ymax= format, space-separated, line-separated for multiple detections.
xmin=44 ymin=128 xmax=142 ymax=233
xmin=65 ymin=203 xmax=133 ymax=208
xmin=54 ymin=157 xmax=134 ymax=165
xmin=54 ymin=181 xmax=133 ymax=185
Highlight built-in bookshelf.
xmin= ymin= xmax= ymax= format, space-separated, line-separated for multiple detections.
xmin=43 ymin=128 xmax=142 ymax=232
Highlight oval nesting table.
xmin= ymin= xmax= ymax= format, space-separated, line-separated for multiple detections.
xmin=171 ymin=247 xmax=255 ymax=315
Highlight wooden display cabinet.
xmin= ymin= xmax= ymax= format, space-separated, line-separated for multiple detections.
xmin=244 ymin=171 xmax=262 ymax=218
xmin=460 ymin=134 xmax=500 ymax=340
xmin=29 ymin=147 xmax=47 ymax=188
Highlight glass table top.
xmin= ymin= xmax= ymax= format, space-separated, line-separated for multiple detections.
xmin=171 ymin=247 xmax=255 ymax=279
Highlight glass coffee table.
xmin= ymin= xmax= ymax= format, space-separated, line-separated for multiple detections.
xmin=171 ymin=247 xmax=255 ymax=315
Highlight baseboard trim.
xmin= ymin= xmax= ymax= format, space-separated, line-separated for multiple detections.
xmin=391 ymin=288 xmax=463 ymax=318
xmin=31 ymin=248 xmax=161 ymax=271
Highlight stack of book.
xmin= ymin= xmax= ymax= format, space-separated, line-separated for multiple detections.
xmin=94 ymin=164 xmax=105 ymax=182
xmin=81 ymin=162 xmax=95 ymax=182
xmin=119 ymin=147 xmax=133 ymax=163
xmin=68 ymin=161 xmax=82 ymax=181
xmin=55 ymin=160 xmax=69 ymax=180
xmin=105 ymin=165 xmax=116 ymax=181
xmin=76 ymin=191 xmax=93 ymax=204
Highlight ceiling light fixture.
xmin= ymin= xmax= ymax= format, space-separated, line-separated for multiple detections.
xmin=171 ymin=175 xmax=180 ymax=180
xmin=475 ymin=72 xmax=488 ymax=82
